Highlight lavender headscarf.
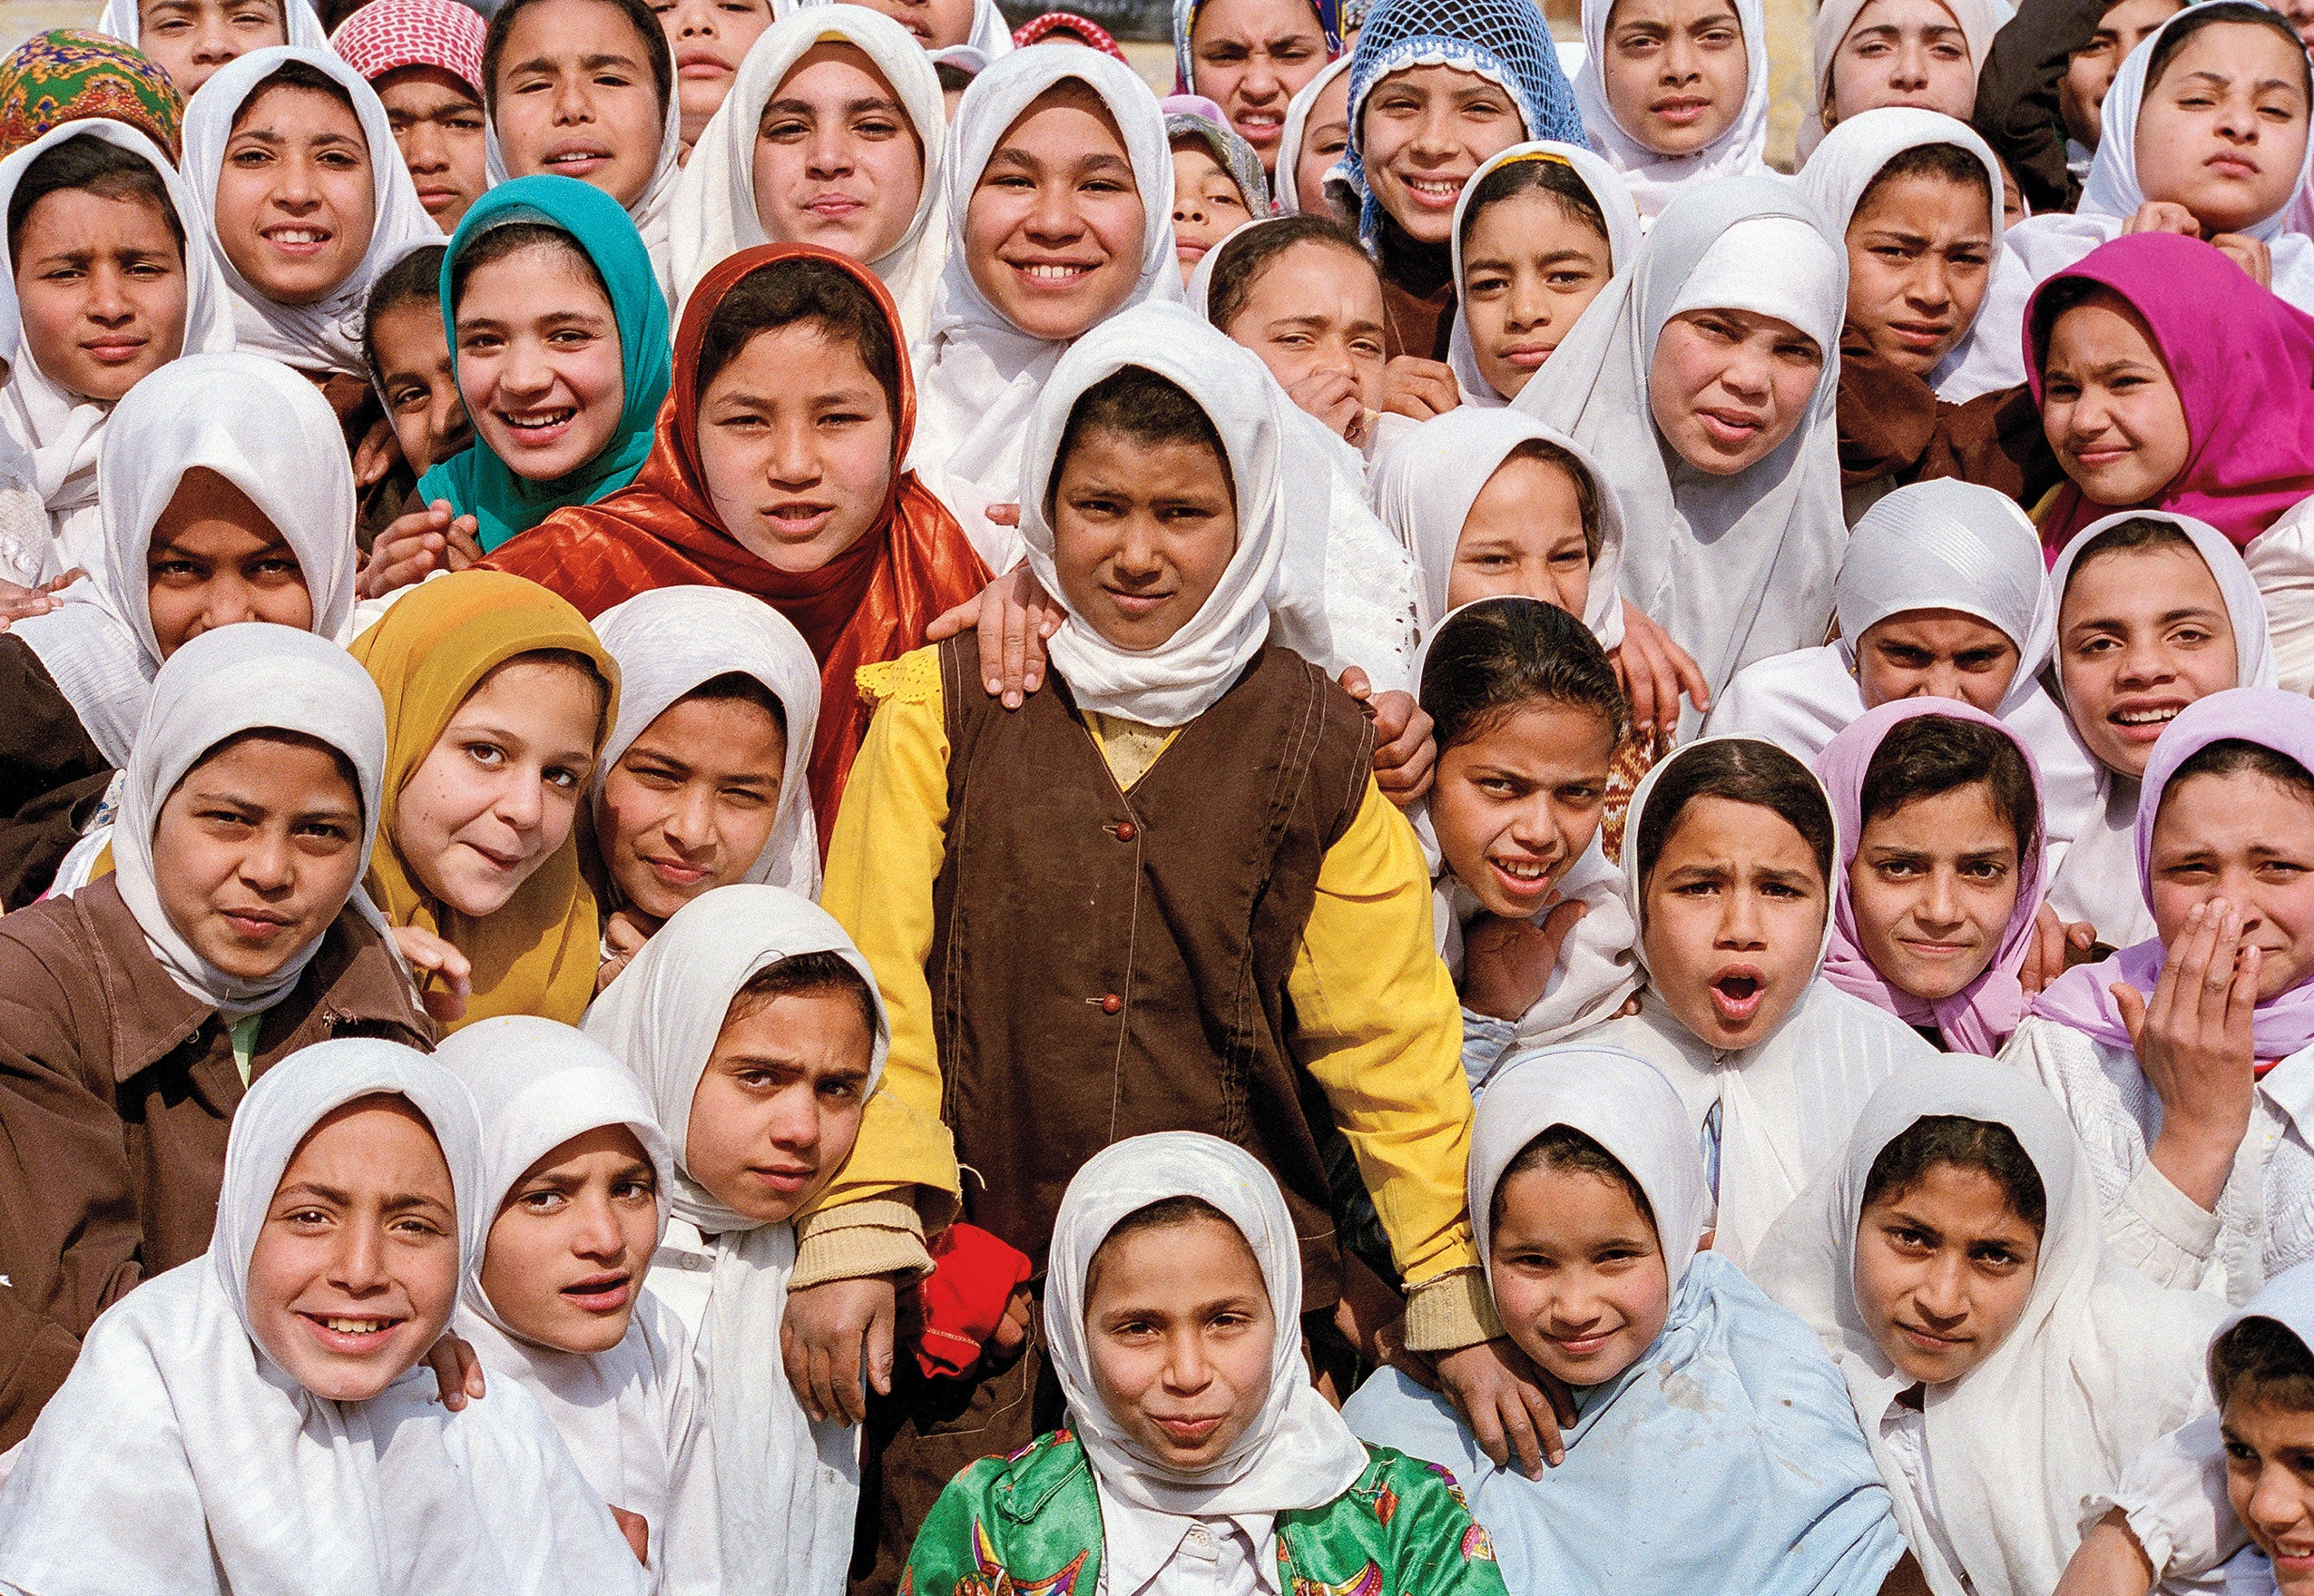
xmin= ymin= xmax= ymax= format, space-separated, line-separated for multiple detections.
xmin=1819 ymin=699 xmax=2046 ymax=1057
xmin=2034 ymin=688 xmax=2314 ymax=1056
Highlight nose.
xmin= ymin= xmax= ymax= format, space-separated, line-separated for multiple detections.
xmin=1407 ymin=103 xmax=1460 ymax=161
xmin=1162 ymin=1327 xmax=1214 ymax=1393
xmin=191 ymin=20 xmax=239 ymax=64
xmin=495 ymin=764 xmax=547 ymax=834
xmin=1503 ymin=268 xmax=1550 ymax=332
xmin=199 ymin=573 xmax=262 ymax=634
xmin=1110 ymin=512 xmax=1165 ymax=579
xmin=806 ymin=122 xmax=855 ymax=178
xmin=1912 ymin=1254 xmax=1971 ymax=1324
xmin=553 ymin=73 xmax=593 ymax=126
xmin=498 ymin=332 xmax=556 ymax=398
xmin=1718 ymin=344 xmax=1771 ymax=401
xmin=1025 ymin=178 xmax=1083 ymax=244
xmin=330 ymin=1218 xmax=392 ymax=1294
xmin=571 ymin=1190 xmax=629 ymax=1262
xmin=1172 ymin=191 xmax=1208 ymax=228
xmin=2113 ymin=629 xmax=2178 ymax=689
xmin=764 ymin=1082 xmax=823 ymax=1155
xmin=1238 ymin=51 xmax=1280 ymax=103
xmin=1717 ymin=884 xmax=1766 ymax=948
xmin=765 ymin=414 xmax=820 ymax=487
xmin=237 ymin=822 xmax=298 ymax=895
xmin=1889 ymin=36 xmax=1931 ymax=88
xmin=85 ymin=262 xmax=132 ymax=324
xmin=2247 ymin=1461 xmax=2309 ymax=1539
xmin=1506 ymin=794 xmax=1568 ymax=864
xmin=402 ymin=117 xmax=448 ymax=173
xmin=663 ymin=782 xmax=719 ymax=855
xmin=1659 ymin=30 xmax=1701 ymax=84
xmin=272 ymin=152 xmax=319 ymax=211
xmin=1920 ymin=864 xmax=1963 ymax=928
xmin=1907 ymin=254 xmax=1953 ymax=313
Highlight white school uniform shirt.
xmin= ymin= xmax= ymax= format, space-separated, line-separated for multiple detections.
xmin=1094 ymin=1482 xmax=1276 ymax=1596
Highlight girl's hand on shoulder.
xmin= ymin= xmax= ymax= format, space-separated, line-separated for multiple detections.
xmin=2208 ymin=232 xmax=2273 ymax=289
xmin=1342 ymin=668 xmax=1436 ymax=806
xmin=361 ymin=500 xmax=482 ymax=599
xmin=1431 ymin=1337 xmax=1574 ymax=1479
xmin=1382 ymin=356 xmax=1461 ymax=422
xmin=1612 ymin=602 xmax=1710 ymax=744
xmin=925 ymin=563 xmax=1061 ymax=710
xmin=0 ymin=570 xmax=82 ymax=628
xmin=2121 ymin=898 xmax=2259 ymax=1209
xmin=2018 ymin=902 xmax=2098 ymax=994
xmin=424 ymin=1330 xmax=485 ymax=1410
xmin=1461 ymin=901 xmax=1587 ymax=1020
xmin=780 ymin=1272 xmax=900 ymax=1426
xmin=391 ymin=924 xmax=472 ymax=1025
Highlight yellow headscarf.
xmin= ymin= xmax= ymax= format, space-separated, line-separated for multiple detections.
xmin=350 ymin=571 xmax=619 ymax=1031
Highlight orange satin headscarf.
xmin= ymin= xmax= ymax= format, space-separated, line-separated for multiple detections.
xmin=349 ymin=570 xmax=619 ymax=1031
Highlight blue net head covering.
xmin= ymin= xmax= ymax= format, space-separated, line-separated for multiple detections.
xmin=1341 ymin=0 xmax=1585 ymax=246
xmin=1172 ymin=0 xmax=1343 ymax=93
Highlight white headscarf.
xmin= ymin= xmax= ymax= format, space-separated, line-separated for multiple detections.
xmin=581 ymin=884 xmax=887 ymax=1596
xmin=434 ymin=1015 xmax=694 ymax=1572
xmin=95 ymin=0 xmax=330 ymax=52
xmin=0 ymin=1039 xmax=648 ymax=1596
xmin=1273 ymin=53 xmax=1352 ymax=216
xmin=180 ymin=47 xmax=443 ymax=378
xmin=1751 ymin=1059 xmax=2224 ymax=1596
xmin=670 ymin=6 xmax=948 ymax=334
xmin=1512 ymin=177 xmax=1848 ymax=736
xmin=1446 ymin=141 xmax=1640 ymax=407
xmin=779 ymin=0 xmax=1016 ymax=62
xmin=908 ymin=44 xmax=1182 ymax=505
xmin=1573 ymin=0 xmax=1769 ymax=220
xmin=0 ymin=119 xmax=238 ymax=577
xmin=590 ymin=586 xmax=824 ymax=898
xmin=112 ymin=622 xmax=387 ymax=1020
xmin=10 ymin=349 xmax=360 ymax=766
xmin=1798 ymin=0 xmax=2012 ymax=164
xmin=1372 ymin=407 xmax=1625 ymax=643
xmin=1044 ymin=1132 xmax=1371 ymax=1537
xmin=1017 ymin=300 xmax=1333 ymax=727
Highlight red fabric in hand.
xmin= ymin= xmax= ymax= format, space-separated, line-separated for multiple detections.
xmin=916 ymin=1223 xmax=1033 ymax=1380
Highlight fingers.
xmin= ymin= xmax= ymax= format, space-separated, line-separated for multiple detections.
xmin=2112 ymin=982 xmax=2149 ymax=1053
xmin=1496 ymin=1390 xmax=1544 ymax=1480
xmin=867 ymin=1291 xmax=897 ymax=1400
xmin=1338 ymin=666 xmax=1372 ymax=701
xmin=987 ymin=503 xmax=1022 ymax=527
xmin=1001 ymin=591 xmax=1030 ymax=710
xmin=924 ymin=596 xmax=977 ymax=642
xmin=1518 ymin=1380 xmax=1567 ymax=1470
xmin=446 ymin=515 xmax=484 ymax=568
xmin=976 ymin=592 xmax=1008 ymax=699
xmin=780 ymin=1317 xmax=815 ymax=1415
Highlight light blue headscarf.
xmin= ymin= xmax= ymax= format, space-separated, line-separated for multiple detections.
xmin=417 ymin=175 xmax=673 ymax=553
xmin=1344 ymin=1043 xmax=1908 ymax=1596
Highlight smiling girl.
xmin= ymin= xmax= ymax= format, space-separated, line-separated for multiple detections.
xmin=1572 ymin=0 xmax=1768 ymax=219
xmin=1347 ymin=1045 xmax=1907 ymax=1592
xmin=668 ymin=6 xmax=944 ymax=333
xmin=350 ymin=568 xmax=618 ymax=1030
xmin=0 ymin=1042 xmax=647 ymax=1595
xmin=1584 ymin=737 xmax=1940 ymax=1264
xmin=1173 ymin=0 xmax=1340 ymax=174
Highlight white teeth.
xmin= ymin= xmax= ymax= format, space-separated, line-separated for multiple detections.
xmin=1407 ymin=179 xmax=1460 ymax=195
xmin=1023 ymin=263 xmax=1086 ymax=279
xmin=269 ymin=229 xmax=325 ymax=244
xmin=505 ymin=409 xmax=573 ymax=430
xmin=2115 ymin=707 xmax=2181 ymax=725
xmin=1492 ymin=858 xmax=1548 ymax=880
xmin=322 ymin=1317 xmax=387 ymax=1335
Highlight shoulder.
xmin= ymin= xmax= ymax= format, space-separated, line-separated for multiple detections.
xmin=302 ymin=904 xmax=434 ymax=1042
xmin=1803 ymin=982 xmax=1943 ymax=1057
xmin=1685 ymin=1255 xmax=1871 ymax=1433
xmin=1342 ymin=1367 xmax=1487 ymax=1479
xmin=910 ymin=1431 xmax=1099 ymax=1582
xmin=0 ymin=881 xmax=116 ymax=1032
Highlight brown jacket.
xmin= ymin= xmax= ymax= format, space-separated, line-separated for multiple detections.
xmin=1836 ymin=322 xmax=2063 ymax=505
xmin=0 ymin=878 xmax=434 ymax=1445
xmin=0 ymin=634 xmax=114 ymax=911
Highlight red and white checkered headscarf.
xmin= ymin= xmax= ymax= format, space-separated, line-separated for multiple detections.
xmin=330 ymin=0 xmax=485 ymax=99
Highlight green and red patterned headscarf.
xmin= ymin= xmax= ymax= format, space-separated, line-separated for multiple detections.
xmin=0 ymin=30 xmax=181 ymax=164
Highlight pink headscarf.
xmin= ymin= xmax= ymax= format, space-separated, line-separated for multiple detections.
xmin=2034 ymin=687 xmax=2314 ymax=1057
xmin=330 ymin=0 xmax=486 ymax=98
xmin=1819 ymin=699 xmax=2046 ymax=1056
xmin=2028 ymin=232 xmax=2314 ymax=557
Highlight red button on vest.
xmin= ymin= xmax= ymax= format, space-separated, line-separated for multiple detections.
xmin=1114 ymin=821 xmax=1137 ymax=842
xmin=1100 ymin=994 xmax=1123 ymax=1014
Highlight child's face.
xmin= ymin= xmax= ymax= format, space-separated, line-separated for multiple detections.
xmin=1642 ymin=796 xmax=1827 ymax=1050
xmin=1221 ymin=240 xmax=1387 ymax=435
xmin=599 ymin=690 xmax=788 ymax=923
xmin=1648 ymin=308 xmax=1823 ymax=476
xmin=1852 ymin=1160 xmax=2039 ymax=1385
xmin=2062 ymin=0 xmax=2183 ymax=147
xmin=1188 ymin=0 xmax=1330 ymax=169
xmin=13 ymin=190 xmax=189 ymax=406
xmin=654 ymin=0 xmax=775 ymax=147
xmin=395 ymin=657 xmax=602 ymax=917
xmin=374 ymin=65 xmax=490 ymax=230
xmin=1601 ymin=0 xmax=1749 ymax=156
xmin=214 ymin=83 xmax=377 ymax=308
xmin=1050 ymin=423 xmax=1239 ymax=651
xmin=2224 ymin=1395 xmax=2314 ymax=1591
xmin=245 ymin=1096 xmax=461 ymax=1401
xmin=1170 ymin=141 xmax=1252 ymax=281
xmin=848 ymin=0 xmax=976 ymax=51
xmin=1854 ymin=608 xmax=2019 ymax=713
xmin=683 ymin=986 xmax=873 ymax=1223
xmin=455 ymin=241 xmax=627 ymax=484
xmin=1358 ymin=64 xmax=1525 ymax=246
xmin=1083 ymin=1214 xmax=1276 ymax=1471
xmin=2149 ymin=769 xmax=2314 ymax=999
xmin=750 ymin=44 xmax=927 ymax=267
xmin=1447 ymin=452 xmax=1593 ymax=616
xmin=1849 ymin=781 xmax=2021 ymax=1003
xmin=695 ymin=319 xmax=897 ymax=572
xmin=1842 ymin=171 xmax=1994 ymax=377
xmin=493 ymin=0 xmax=669 ymax=211
xmin=145 ymin=467 xmax=314 ymax=658
xmin=966 ymin=85 xmax=1146 ymax=342
xmin=2056 ymin=543 xmax=2236 ymax=777
xmin=370 ymin=297 xmax=473 ymax=477
xmin=1823 ymin=0 xmax=1976 ymax=132
xmin=478 ymin=1123 xmax=660 ymax=1354
xmin=1291 ymin=69 xmax=1351 ymax=221
xmin=1432 ymin=701 xmax=1615 ymax=920
xmin=1489 ymin=1163 xmax=1672 ymax=1388
xmin=153 ymin=731 xmax=365 ymax=980
xmin=137 ymin=0 xmax=284 ymax=98
xmin=2133 ymin=22 xmax=2309 ymax=236
xmin=1459 ymin=190 xmax=1613 ymax=400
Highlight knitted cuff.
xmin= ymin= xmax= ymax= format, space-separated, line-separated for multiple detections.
xmin=791 ymin=1199 xmax=935 ymax=1291
xmin=1400 ymin=1266 xmax=1504 ymax=1352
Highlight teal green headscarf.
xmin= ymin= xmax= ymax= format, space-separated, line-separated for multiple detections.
xmin=417 ymin=175 xmax=673 ymax=553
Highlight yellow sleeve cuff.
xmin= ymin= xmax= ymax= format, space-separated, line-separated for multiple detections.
xmin=1400 ymin=1266 xmax=1504 ymax=1353
xmin=791 ymin=1198 xmax=937 ymax=1290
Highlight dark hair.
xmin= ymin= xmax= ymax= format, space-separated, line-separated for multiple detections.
xmin=2059 ymin=514 xmax=2200 ymax=599
xmin=1420 ymin=596 xmax=1627 ymax=753
xmin=230 ymin=59 xmax=358 ymax=134
xmin=1635 ymin=739 xmax=1838 ymax=891
xmin=1858 ymin=714 xmax=2040 ymax=861
xmin=1087 ymin=1193 xmax=1248 ymax=1290
xmin=681 ymin=670 xmax=789 ymax=736
xmin=2212 ymin=1316 xmax=2314 ymax=1414
xmin=1861 ymin=1113 xmax=2048 ymax=1237
xmin=2165 ymin=736 xmax=2314 ymax=808
xmin=730 ymin=946 xmax=879 ymax=1040
xmin=1050 ymin=366 xmax=1235 ymax=508
xmin=1456 ymin=153 xmax=1611 ymax=255
xmin=362 ymin=242 xmax=446 ymax=386
xmin=2030 ymin=276 xmax=2149 ymax=374
xmin=1854 ymin=142 xmax=1993 ymax=221
xmin=1505 ymin=437 xmax=1603 ymax=561
xmin=1203 ymin=212 xmax=1373 ymax=336
xmin=484 ymin=0 xmax=673 ymax=118
xmin=2145 ymin=1 xmax=2309 ymax=102
xmin=6 ymin=132 xmax=183 ymax=267
xmin=1490 ymin=1123 xmax=1655 ymax=1237
xmin=694 ymin=257 xmax=902 ymax=426
xmin=448 ymin=221 xmax=608 ymax=316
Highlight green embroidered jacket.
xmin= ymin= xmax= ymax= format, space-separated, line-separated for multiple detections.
xmin=899 ymin=1429 xmax=1509 ymax=1596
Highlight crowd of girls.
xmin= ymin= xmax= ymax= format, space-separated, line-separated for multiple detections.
xmin=14 ymin=0 xmax=2314 ymax=1591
